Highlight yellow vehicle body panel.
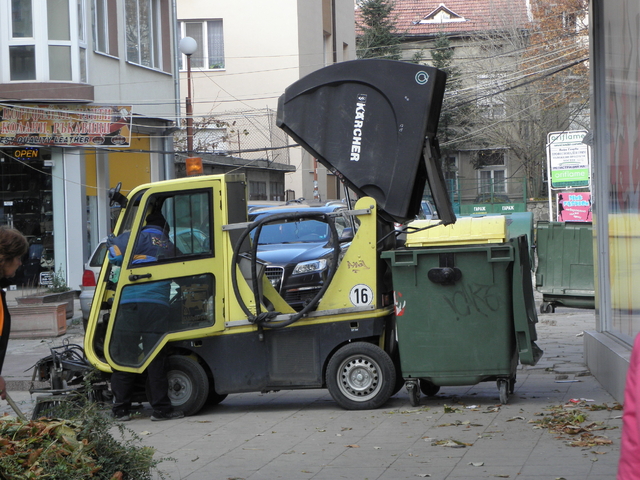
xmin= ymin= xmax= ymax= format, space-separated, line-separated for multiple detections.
xmin=84 ymin=173 xmax=390 ymax=375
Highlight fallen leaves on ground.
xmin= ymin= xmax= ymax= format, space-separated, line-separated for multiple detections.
xmin=532 ymin=402 xmax=618 ymax=447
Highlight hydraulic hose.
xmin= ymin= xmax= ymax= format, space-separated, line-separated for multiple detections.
xmin=231 ymin=211 xmax=341 ymax=329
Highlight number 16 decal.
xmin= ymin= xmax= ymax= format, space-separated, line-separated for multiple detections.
xmin=349 ymin=284 xmax=373 ymax=306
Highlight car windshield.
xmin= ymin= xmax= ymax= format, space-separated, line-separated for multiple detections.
xmin=252 ymin=219 xmax=329 ymax=245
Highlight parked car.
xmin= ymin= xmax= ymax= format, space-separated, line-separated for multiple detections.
xmin=248 ymin=203 xmax=355 ymax=311
xmin=80 ymin=239 xmax=108 ymax=323
xmin=418 ymin=199 xmax=437 ymax=220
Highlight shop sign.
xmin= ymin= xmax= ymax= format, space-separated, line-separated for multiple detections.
xmin=0 ymin=104 xmax=132 ymax=147
xmin=557 ymin=192 xmax=592 ymax=222
xmin=12 ymin=147 xmax=39 ymax=159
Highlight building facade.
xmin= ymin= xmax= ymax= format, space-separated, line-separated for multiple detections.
xmin=176 ymin=0 xmax=356 ymax=203
xmin=0 ymin=0 xmax=178 ymax=289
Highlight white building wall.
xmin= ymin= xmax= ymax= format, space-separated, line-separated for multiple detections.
xmin=176 ymin=0 xmax=355 ymax=201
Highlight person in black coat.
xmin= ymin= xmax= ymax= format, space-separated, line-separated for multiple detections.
xmin=0 ymin=226 xmax=29 ymax=401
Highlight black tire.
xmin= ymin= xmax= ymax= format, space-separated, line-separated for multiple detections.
xmin=166 ymin=355 xmax=209 ymax=416
xmin=326 ymin=342 xmax=395 ymax=410
xmin=419 ymin=379 xmax=441 ymax=397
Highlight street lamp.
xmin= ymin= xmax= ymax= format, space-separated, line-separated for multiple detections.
xmin=179 ymin=36 xmax=203 ymax=175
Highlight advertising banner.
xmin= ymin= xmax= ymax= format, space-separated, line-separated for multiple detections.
xmin=547 ymin=130 xmax=590 ymax=189
xmin=557 ymin=192 xmax=592 ymax=222
xmin=0 ymin=104 xmax=132 ymax=147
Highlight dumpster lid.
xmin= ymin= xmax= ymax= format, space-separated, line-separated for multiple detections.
xmin=511 ymin=235 xmax=543 ymax=366
xmin=405 ymin=216 xmax=506 ymax=247
xmin=276 ymin=59 xmax=455 ymax=225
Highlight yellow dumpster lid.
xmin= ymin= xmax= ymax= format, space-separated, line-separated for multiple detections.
xmin=405 ymin=216 xmax=507 ymax=247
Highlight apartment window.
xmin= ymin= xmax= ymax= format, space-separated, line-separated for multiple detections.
xmin=12 ymin=0 xmax=33 ymax=38
xmin=9 ymin=45 xmax=36 ymax=80
xmin=94 ymin=0 xmax=118 ymax=56
xmin=5 ymin=0 xmax=87 ymax=83
xmin=249 ymin=181 xmax=267 ymax=201
xmin=125 ymin=0 xmax=162 ymax=68
xmin=477 ymin=150 xmax=506 ymax=194
xmin=179 ymin=20 xmax=225 ymax=70
xmin=480 ymin=169 xmax=506 ymax=193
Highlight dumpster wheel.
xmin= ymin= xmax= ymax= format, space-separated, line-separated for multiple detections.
xmin=540 ymin=302 xmax=555 ymax=314
xmin=497 ymin=379 xmax=509 ymax=405
xmin=326 ymin=343 xmax=395 ymax=410
xmin=406 ymin=380 xmax=420 ymax=407
xmin=419 ymin=379 xmax=441 ymax=397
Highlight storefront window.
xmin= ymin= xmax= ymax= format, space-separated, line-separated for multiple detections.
xmin=0 ymin=148 xmax=54 ymax=286
xmin=601 ymin=1 xmax=640 ymax=342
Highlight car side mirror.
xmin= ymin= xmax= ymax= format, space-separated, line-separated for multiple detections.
xmin=339 ymin=227 xmax=354 ymax=243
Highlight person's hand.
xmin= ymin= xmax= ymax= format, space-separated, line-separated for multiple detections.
xmin=0 ymin=376 xmax=6 ymax=401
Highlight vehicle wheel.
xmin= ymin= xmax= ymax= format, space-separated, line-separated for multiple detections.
xmin=166 ymin=355 xmax=209 ymax=416
xmin=407 ymin=381 xmax=420 ymax=407
xmin=498 ymin=379 xmax=509 ymax=405
xmin=326 ymin=342 xmax=396 ymax=410
xmin=419 ymin=379 xmax=441 ymax=397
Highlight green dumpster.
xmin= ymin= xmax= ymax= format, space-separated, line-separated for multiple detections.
xmin=381 ymin=218 xmax=542 ymax=406
xmin=505 ymin=212 xmax=535 ymax=268
xmin=535 ymin=221 xmax=594 ymax=313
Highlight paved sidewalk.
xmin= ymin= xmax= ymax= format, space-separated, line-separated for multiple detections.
xmin=1 ymin=305 xmax=622 ymax=479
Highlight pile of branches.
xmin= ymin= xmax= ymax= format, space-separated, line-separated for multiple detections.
xmin=0 ymin=397 xmax=168 ymax=480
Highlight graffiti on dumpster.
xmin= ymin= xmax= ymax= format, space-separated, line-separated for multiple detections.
xmin=441 ymin=283 xmax=501 ymax=320
xmin=393 ymin=291 xmax=406 ymax=317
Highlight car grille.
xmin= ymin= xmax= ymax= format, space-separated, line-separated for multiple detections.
xmin=284 ymin=287 xmax=323 ymax=307
xmin=265 ymin=266 xmax=284 ymax=292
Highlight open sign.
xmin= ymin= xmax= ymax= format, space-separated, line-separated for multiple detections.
xmin=13 ymin=147 xmax=39 ymax=159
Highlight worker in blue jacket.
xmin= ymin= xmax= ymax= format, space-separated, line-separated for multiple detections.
xmin=109 ymin=210 xmax=184 ymax=422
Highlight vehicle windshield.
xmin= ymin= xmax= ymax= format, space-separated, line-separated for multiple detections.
xmin=252 ymin=219 xmax=329 ymax=245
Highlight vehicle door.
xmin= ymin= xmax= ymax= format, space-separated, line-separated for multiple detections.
xmin=102 ymin=182 xmax=224 ymax=373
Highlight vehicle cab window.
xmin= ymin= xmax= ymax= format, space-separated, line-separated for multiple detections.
xmin=107 ymin=189 xmax=217 ymax=368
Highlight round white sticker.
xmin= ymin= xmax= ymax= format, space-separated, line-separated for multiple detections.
xmin=349 ymin=284 xmax=373 ymax=306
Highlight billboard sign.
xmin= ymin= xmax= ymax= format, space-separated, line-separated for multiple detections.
xmin=547 ymin=130 xmax=590 ymax=189
xmin=0 ymin=104 xmax=132 ymax=147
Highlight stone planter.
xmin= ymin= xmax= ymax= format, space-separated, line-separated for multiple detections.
xmin=15 ymin=290 xmax=79 ymax=319
xmin=8 ymin=302 xmax=67 ymax=338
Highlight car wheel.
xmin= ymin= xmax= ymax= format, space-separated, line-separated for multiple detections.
xmin=326 ymin=342 xmax=395 ymax=410
xmin=166 ymin=355 xmax=209 ymax=416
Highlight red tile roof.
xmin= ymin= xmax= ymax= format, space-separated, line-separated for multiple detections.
xmin=356 ymin=0 xmax=532 ymax=38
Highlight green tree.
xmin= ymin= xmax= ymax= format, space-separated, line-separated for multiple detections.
xmin=356 ymin=0 xmax=401 ymax=60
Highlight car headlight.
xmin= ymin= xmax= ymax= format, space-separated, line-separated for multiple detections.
xmin=292 ymin=259 xmax=327 ymax=275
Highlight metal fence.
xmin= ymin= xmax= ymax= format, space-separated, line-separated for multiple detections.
xmin=442 ymin=177 xmax=529 ymax=215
